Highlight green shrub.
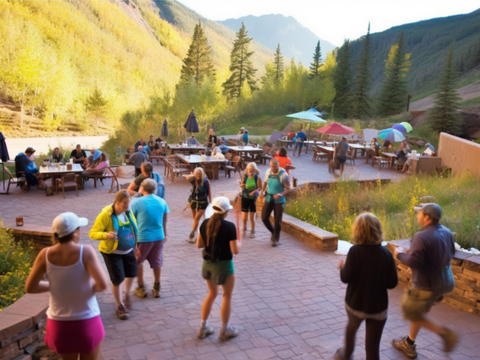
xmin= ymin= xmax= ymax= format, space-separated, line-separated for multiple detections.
xmin=0 ymin=226 xmax=35 ymax=310
xmin=286 ymin=174 xmax=480 ymax=249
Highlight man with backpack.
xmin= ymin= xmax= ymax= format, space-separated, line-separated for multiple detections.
xmin=259 ymin=159 xmax=290 ymax=247
xmin=392 ymin=203 xmax=458 ymax=358
xmin=126 ymin=162 xmax=165 ymax=199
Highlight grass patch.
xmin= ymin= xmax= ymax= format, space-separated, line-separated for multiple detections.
xmin=285 ymin=174 xmax=480 ymax=249
xmin=460 ymin=96 xmax=480 ymax=109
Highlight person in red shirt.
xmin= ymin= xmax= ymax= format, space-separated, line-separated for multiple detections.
xmin=273 ymin=147 xmax=295 ymax=176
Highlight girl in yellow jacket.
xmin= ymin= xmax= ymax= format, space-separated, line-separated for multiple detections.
xmin=89 ymin=190 xmax=138 ymax=320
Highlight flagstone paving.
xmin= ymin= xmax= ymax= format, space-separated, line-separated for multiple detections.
xmin=2 ymin=151 xmax=479 ymax=359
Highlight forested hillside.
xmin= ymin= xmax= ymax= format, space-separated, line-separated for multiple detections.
xmin=349 ymin=9 xmax=480 ymax=96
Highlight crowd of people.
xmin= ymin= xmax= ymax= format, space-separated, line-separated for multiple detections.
xmin=20 ymin=129 xmax=459 ymax=360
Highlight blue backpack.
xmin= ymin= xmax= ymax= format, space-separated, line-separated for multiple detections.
xmin=151 ymin=172 xmax=165 ymax=199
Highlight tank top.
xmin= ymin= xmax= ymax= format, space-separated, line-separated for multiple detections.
xmin=45 ymin=245 xmax=100 ymax=321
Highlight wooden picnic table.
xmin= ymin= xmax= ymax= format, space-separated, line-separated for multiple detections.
xmin=175 ymin=154 xmax=225 ymax=180
xmin=167 ymin=144 xmax=206 ymax=155
xmin=349 ymin=144 xmax=369 ymax=159
xmin=39 ymin=163 xmax=84 ymax=190
xmin=317 ymin=145 xmax=335 ymax=161
xmin=228 ymin=146 xmax=264 ymax=163
xmin=381 ymin=152 xmax=397 ymax=168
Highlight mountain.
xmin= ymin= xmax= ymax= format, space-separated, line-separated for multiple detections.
xmin=348 ymin=8 xmax=480 ymax=96
xmin=220 ymin=14 xmax=337 ymax=66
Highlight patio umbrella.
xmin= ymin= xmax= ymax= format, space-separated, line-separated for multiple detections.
xmin=286 ymin=110 xmax=326 ymax=123
xmin=0 ymin=132 xmax=9 ymax=162
xmin=400 ymin=122 xmax=413 ymax=133
xmin=391 ymin=123 xmax=408 ymax=134
xmin=379 ymin=128 xmax=405 ymax=142
xmin=183 ymin=110 xmax=199 ymax=135
xmin=315 ymin=122 xmax=355 ymax=135
xmin=161 ymin=118 xmax=169 ymax=138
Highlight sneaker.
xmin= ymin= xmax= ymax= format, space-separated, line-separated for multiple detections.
xmin=197 ymin=323 xmax=215 ymax=339
xmin=188 ymin=231 xmax=195 ymax=243
xmin=441 ymin=328 xmax=458 ymax=352
xmin=218 ymin=325 xmax=239 ymax=340
xmin=153 ymin=283 xmax=160 ymax=298
xmin=134 ymin=285 xmax=147 ymax=298
xmin=392 ymin=336 xmax=417 ymax=359
xmin=241 ymin=228 xmax=247 ymax=236
xmin=116 ymin=304 xmax=129 ymax=320
xmin=249 ymin=230 xmax=255 ymax=238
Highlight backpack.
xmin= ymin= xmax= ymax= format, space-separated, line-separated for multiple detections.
xmin=151 ymin=172 xmax=165 ymax=199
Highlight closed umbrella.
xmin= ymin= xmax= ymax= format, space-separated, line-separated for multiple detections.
xmin=183 ymin=110 xmax=200 ymax=135
xmin=0 ymin=132 xmax=9 ymax=162
xmin=379 ymin=128 xmax=405 ymax=142
xmin=161 ymin=118 xmax=169 ymax=138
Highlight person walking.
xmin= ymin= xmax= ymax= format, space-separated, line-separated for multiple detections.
xmin=25 ymin=212 xmax=107 ymax=360
xmin=392 ymin=203 xmax=458 ymax=358
xmin=196 ymin=196 xmax=241 ymax=340
xmin=186 ymin=167 xmax=212 ymax=243
xmin=331 ymin=136 xmax=349 ymax=178
xmin=130 ymin=179 xmax=169 ymax=299
xmin=260 ymin=159 xmax=290 ymax=246
xmin=293 ymin=129 xmax=307 ymax=156
xmin=89 ymin=190 xmax=138 ymax=320
xmin=335 ymin=213 xmax=398 ymax=360
xmin=239 ymin=162 xmax=262 ymax=238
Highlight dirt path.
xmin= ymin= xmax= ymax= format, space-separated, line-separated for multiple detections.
xmin=410 ymin=83 xmax=480 ymax=111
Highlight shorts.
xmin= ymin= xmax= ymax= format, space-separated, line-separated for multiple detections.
xmin=44 ymin=315 xmax=104 ymax=354
xmin=101 ymin=250 xmax=138 ymax=286
xmin=336 ymin=155 xmax=347 ymax=164
xmin=202 ymin=259 xmax=234 ymax=285
xmin=241 ymin=197 xmax=256 ymax=213
xmin=136 ymin=240 xmax=164 ymax=269
xmin=400 ymin=288 xmax=443 ymax=321
xmin=191 ymin=200 xmax=208 ymax=210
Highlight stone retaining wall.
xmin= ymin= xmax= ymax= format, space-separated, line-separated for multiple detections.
xmin=0 ymin=294 xmax=48 ymax=360
xmin=387 ymin=239 xmax=480 ymax=316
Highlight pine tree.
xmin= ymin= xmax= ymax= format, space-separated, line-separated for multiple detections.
xmin=351 ymin=24 xmax=372 ymax=119
xmin=178 ymin=22 xmax=215 ymax=87
xmin=222 ymin=23 xmax=258 ymax=102
xmin=86 ymin=85 xmax=108 ymax=116
xmin=427 ymin=45 xmax=463 ymax=136
xmin=333 ymin=40 xmax=353 ymax=118
xmin=273 ymin=44 xmax=284 ymax=83
xmin=377 ymin=32 xmax=411 ymax=117
xmin=309 ymin=41 xmax=322 ymax=79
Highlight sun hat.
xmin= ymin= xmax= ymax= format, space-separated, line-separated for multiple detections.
xmin=93 ymin=149 xmax=102 ymax=161
xmin=52 ymin=212 xmax=88 ymax=238
xmin=414 ymin=203 xmax=442 ymax=221
xmin=211 ymin=196 xmax=233 ymax=214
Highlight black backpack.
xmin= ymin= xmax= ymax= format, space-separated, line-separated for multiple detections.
xmin=202 ymin=236 xmax=221 ymax=262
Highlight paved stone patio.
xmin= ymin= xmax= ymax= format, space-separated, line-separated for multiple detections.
xmin=2 ymin=150 xmax=480 ymax=359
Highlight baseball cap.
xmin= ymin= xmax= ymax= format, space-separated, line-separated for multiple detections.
xmin=414 ymin=203 xmax=442 ymax=221
xmin=25 ymin=147 xmax=36 ymax=154
xmin=52 ymin=212 xmax=88 ymax=238
xmin=240 ymin=127 xmax=245 ymax=130
xmin=211 ymin=196 xmax=233 ymax=214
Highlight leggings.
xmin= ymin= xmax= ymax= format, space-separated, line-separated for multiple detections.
xmin=344 ymin=310 xmax=386 ymax=360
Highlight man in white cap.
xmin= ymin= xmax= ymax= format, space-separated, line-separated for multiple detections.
xmin=392 ymin=203 xmax=458 ymax=358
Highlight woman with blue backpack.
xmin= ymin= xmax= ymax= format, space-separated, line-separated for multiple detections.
xmin=240 ymin=162 xmax=262 ymax=238
xmin=89 ymin=190 xmax=138 ymax=320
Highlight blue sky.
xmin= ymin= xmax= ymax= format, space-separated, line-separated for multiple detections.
xmin=177 ymin=0 xmax=479 ymax=46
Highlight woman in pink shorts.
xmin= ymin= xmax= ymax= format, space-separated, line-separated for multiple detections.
xmin=25 ymin=212 xmax=108 ymax=360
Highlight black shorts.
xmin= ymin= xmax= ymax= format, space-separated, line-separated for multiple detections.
xmin=191 ymin=200 xmax=208 ymax=210
xmin=241 ymin=197 xmax=256 ymax=213
xmin=336 ymin=155 xmax=347 ymax=164
xmin=101 ymin=250 xmax=138 ymax=286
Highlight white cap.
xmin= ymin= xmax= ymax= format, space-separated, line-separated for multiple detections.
xmin=52 ymin=212 xmax=88 ymax=238
xmin=211 ymin=196 xmax=233 ymax=214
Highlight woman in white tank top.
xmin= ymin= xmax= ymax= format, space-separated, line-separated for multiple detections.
xmin=25 ymin=212 xmax=108 ymax=360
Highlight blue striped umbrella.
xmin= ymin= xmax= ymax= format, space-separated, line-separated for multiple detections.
xmin=379 ymin=128 xmax=405 ymax=142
